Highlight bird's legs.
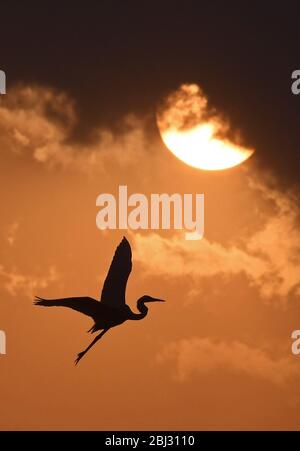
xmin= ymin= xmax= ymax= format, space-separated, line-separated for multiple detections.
xmin=75 ymin=328 xmax=109 ymax=365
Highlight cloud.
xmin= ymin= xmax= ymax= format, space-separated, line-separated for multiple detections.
xmin=0 ymin=265 xmax=59 ymax=299
xmin=157 ymin=337 xmax=298 ymax=387
xmin=134 ymin=232 xmax=266 ymax=281
xmin=0 ymin=85 xmax=151 ymax=173
xmin=0 ymin=85 xmax=75 ymax=156
xmin=246 ymin=176 xmax=300 ymax=299
xmin=157 ymin=83 xmax=214 ymax=131
xmin=133 ymin=179 xmax=300 ymax=304
xmin=32 ymin=115 xmax=149 ymax=173
xmin=6 ymin=221 xmax=19 ymax=246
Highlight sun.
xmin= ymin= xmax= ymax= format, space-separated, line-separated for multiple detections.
xmin=160 ymin=123 xmax=253 ymax=171
xmin=157 ymin=84 xmax=254 ymax=171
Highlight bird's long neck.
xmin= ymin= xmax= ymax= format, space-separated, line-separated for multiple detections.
xmin=129 ymin=298 xmax=148 ymax=320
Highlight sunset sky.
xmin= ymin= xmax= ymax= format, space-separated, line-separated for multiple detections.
xmin=1 ymin=3 xmax=300 ymax=430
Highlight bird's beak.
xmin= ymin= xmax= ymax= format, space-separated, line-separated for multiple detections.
xmin=151 ymin=298 xmax=166 ymax=303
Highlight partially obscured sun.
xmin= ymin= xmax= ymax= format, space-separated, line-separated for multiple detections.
xmin=161 ymin=123 xmax=253 ymax=170
xmin=157 ymin=84 xmax=254 ymax=171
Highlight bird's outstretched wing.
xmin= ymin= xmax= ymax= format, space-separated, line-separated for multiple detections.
xmin=34 ymin=296 xmax=100 ymax=320
xmin=100 ymin=237 xmax=132 ymax=308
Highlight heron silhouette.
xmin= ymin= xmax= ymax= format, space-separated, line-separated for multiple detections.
xmin=34 ymin=237 xmax=165 ymax=365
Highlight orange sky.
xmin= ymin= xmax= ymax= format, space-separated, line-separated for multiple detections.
xmin=1 ymin=85 xmax=300 ymax=430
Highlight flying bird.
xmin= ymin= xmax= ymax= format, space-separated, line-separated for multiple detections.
xmin=34 ymin=237 xmax=165 ymax=365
